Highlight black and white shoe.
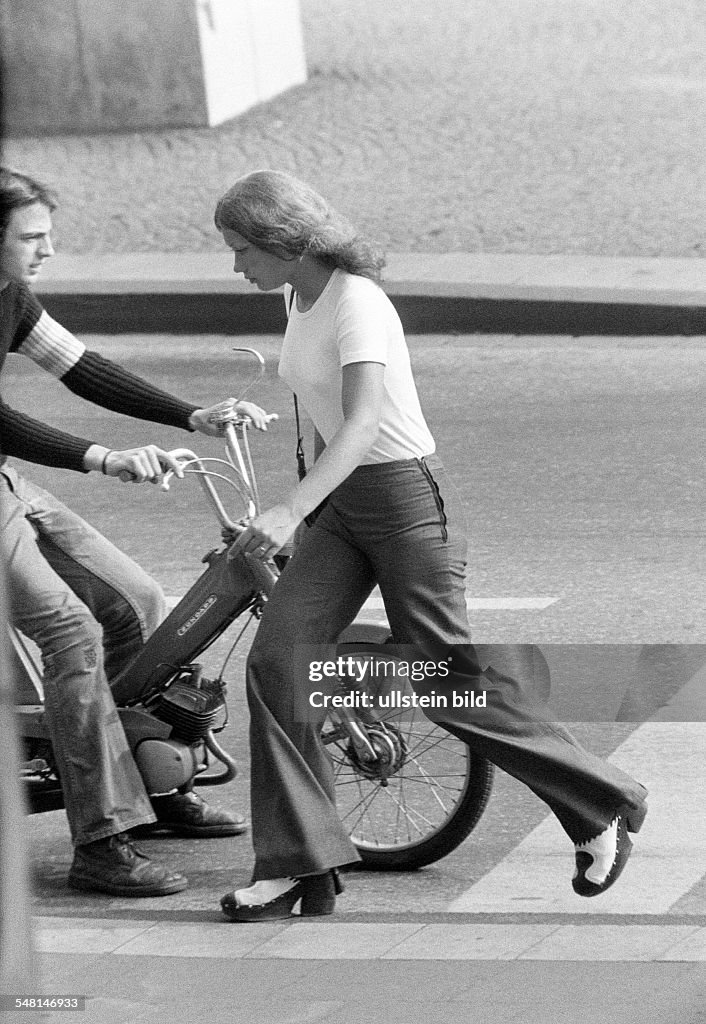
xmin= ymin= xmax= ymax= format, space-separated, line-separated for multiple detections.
xmin=220 ymin=871 xmax=343 ymax=922
xmin=572 ymin=801 xmax=647 ymax=897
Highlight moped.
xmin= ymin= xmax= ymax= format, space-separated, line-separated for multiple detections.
xmin=13 ymin=349 xmax=493 ymax=870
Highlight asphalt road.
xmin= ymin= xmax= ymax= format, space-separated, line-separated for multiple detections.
xmin=7 ymin=332 xmax=706 ymax=646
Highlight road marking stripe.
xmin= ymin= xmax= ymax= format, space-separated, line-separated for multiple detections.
xmin=364 ymin=594 xmax=557 ymax=611
xmin=165 ymin=593 xmax=558 ymax=612
xmin=447 ymin=719 xmax=706 ymax=915
xmin=32 ymin=918 xmax=706 ymax=961
xmin=650 ymin=660 xmax=706 ymax=721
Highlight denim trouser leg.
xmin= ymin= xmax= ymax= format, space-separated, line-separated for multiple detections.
xmin=246 ymin=456 xmax=648 ymax=878
xmin=246 ymin=522 xmax=375 ymax=877
xmin=356 ymin=457 xmax=648 ymax=843
xmin=1 ymin=468 xmax=159 ymax=844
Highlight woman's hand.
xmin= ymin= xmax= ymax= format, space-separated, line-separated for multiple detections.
xmin=232 ymin=504 xmax=301 ymax=559
xmin=189 ymin=399 xmax=277 ymax=435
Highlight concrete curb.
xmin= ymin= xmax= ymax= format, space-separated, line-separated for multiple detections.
xmin=36 ymin=253 xmax=706 ymax=335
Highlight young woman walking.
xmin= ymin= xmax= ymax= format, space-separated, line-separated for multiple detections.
xmin=214 ymin=170 xmax=647 ymax=921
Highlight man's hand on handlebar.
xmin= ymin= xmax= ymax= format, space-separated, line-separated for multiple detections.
xmin=189 ymin=399 xmax=277 ymax=436
xmin=100 ymin=446 xmax=185 ymax=484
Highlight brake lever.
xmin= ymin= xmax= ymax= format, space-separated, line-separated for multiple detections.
xmin=159 ymin=448 xmax=200 ymax=490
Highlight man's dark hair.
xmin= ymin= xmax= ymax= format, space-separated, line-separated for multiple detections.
xmin=0 ymin=167 xmax=57 ymax=241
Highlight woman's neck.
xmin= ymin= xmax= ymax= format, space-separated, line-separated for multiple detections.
xmin=289 ymin=256 xmax=334 ymax=312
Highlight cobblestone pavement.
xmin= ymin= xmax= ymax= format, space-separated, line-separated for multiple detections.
xmin=3 ymin=0 xmax=706 ymax=259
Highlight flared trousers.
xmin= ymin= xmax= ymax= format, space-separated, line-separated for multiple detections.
xmin=246 ymin=456 xmax=647 ymax=879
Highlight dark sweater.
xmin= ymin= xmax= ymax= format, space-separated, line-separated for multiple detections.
xmin=0 ymin=282 xmax=198 ymax=472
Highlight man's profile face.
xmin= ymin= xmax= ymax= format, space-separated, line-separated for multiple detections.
xmin=0 ymin=201 xmax=55 ymax=288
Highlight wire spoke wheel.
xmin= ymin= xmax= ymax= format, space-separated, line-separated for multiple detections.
xmin=321 ymin=652 xmax=494 ymax=870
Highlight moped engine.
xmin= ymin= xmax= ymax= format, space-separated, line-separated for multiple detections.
xmin=148 ymin=665 xmax=228 ymax=743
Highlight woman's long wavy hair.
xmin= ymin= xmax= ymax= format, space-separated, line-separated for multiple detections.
xmin=214 ymin=170 xmax=385 ymax=283
xmin=0 ymin=167 xmax=57 ymax=242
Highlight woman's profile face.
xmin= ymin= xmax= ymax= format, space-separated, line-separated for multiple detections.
xmin=221 ymin=227 xmax=293 ymax=291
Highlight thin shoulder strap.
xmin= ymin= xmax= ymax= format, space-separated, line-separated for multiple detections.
xmin=287 ymin=289 xmax=307 ymax=481
xmin=294 ymin=393 xmax=305 ymax=475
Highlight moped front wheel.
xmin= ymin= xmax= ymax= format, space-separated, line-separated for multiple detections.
xmin=321 ymin=674 xmax=494 ymax=871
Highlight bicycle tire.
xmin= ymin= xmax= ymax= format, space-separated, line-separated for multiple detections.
xmin=321 ymin=647 xmax=494 ymax=871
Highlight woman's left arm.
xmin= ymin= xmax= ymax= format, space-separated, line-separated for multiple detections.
xmin=235 ymin=361 xmax=384 ymax=556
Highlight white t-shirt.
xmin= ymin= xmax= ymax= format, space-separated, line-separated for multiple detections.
xmin=279 ymin=269 xmax=435 ymax=464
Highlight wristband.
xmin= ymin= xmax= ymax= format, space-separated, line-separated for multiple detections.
xmin=100 ymin=450 xmax=113 ymax=475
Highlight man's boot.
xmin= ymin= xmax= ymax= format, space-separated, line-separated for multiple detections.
xmin=139 ymin=789 xmax=248 ymax=838
xmin=68 ymin=833 xmax=187 ymax=896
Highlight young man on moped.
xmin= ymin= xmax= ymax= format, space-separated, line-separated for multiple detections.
xmin=0 ymin=167 xmax=271 ymax=897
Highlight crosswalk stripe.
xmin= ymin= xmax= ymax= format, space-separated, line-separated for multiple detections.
xmin=165 ymin=593 xmax=558 ymax=612
xmin=447 ymin=716 xmax=706 ymax=915
xmin=363 ymin=594 xmax=557 ymax=611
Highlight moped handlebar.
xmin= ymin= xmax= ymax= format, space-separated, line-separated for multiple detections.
xmin=160 ymin=416 xmax=258 ymax=525
xmin=160 ymin=444 xmax=242 ymax=532
xmin=159 ymin=401 xmax=279 ymax=593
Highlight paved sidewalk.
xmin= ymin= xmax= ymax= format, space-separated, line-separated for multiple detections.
xmin=5 ymin=1 xmax=705 ymax=262
xmin=32 ymin=913 xmax=706 ymax=962
xmin=16 ymin=915 xmax=706 ymax=1024
xmin=6 ymin=2 xmax=704 ymax=335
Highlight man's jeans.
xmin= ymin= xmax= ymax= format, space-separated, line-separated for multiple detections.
xmin=1 ymin=466 xmax=159 ymax=844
